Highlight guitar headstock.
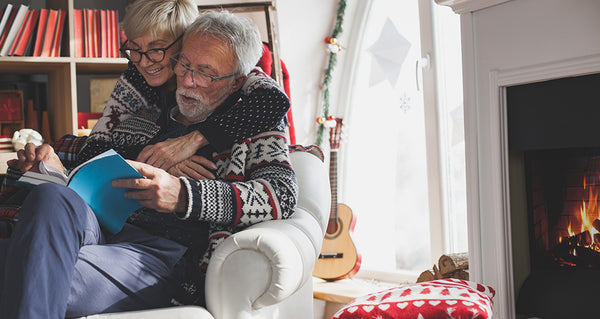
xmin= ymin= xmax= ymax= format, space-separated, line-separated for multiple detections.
xmin=329 ymin=117 xmax=344 ymax=150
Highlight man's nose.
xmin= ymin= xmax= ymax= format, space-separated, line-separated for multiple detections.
xmin=181 ymin=70 xmax=197 ymax=88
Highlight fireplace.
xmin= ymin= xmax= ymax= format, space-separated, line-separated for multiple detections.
xmin=435 ymin=0 xmax=600 ymax=317
xmin=507 ymin=73 xmax=600 ymax=318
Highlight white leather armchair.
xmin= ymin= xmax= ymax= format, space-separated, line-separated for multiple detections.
xmin=82 ymin=148 xmax=330 ymax=319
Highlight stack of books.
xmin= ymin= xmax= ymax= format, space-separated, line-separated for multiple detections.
xmin=0 ymin=4 xmax=66 ymax=57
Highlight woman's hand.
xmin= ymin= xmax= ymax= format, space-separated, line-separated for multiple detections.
xmin=7 ymin=143 xmax=64 ymax=174
xmin=113 ymin=160 xmax=186 ymax=213
xmin=167 ymin=155 xmax=216 ymax=180
xmin=136 ymin=131 xmax=208 ymax=170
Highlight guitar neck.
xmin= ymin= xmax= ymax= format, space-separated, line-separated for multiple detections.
xmin=329 ymin=149 xmax=338 ymax=220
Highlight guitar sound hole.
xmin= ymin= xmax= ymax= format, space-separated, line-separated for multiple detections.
xmin=326 ymin=220 xmax=341 ymax=236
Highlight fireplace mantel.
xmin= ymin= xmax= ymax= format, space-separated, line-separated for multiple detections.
xmin=434 ymin=0 xmax=512 ymax=14
xmin=437 ymin=0 xmax=600 ymax=318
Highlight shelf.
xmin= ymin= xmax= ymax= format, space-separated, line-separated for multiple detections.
xmin=0 ymin=0 xmax=128 ymax=140
xmin=75 ymin=58 xmax=128 ymax=73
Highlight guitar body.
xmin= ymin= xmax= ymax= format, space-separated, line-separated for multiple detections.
xmin=313 ymin=203 xmax=362 ymax=280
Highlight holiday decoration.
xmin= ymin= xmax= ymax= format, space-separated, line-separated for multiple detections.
xmin=368 ymin=17 xmax=412 ymax=87
xmin=315 ymin=0 xmax=347 ymax=146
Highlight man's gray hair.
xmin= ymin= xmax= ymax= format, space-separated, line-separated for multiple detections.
xmin=184 ymin=10 xmax=263 ymax=75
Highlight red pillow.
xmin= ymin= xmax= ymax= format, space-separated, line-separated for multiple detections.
xmin=333 ymin=279 xmax=495 ymax=319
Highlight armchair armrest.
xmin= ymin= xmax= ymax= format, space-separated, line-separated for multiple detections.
xmin=205 ymin=149 xmax=330 ymax=319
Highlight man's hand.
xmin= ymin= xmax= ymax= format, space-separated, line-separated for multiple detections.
xmin=112 ymin=161 xmax=186 ymax=213
xmin=7 ymin=143 xmax=64 ymax=174
xmin=167 ymin=155 xmax=216 ymax=180
xmin=136 ymin=131 xmax=208 ymax=170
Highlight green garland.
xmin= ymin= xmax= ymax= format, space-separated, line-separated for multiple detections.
xmin=315 ymin=0 xmax=347 ymax=146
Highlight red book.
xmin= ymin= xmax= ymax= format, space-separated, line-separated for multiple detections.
xmin=8 ymin=9 xmax=30 ymax=55
xmin=51 ymin=10 xmax=66 ymax=57
xmin=94 ymin=9 xmax=100 ymax=58
xmin=85 ymin=9 xmax=95 ymax=58
xmin=111 ymin=10 xmax=120 ymax=58
xmin=0 ymin=7 xmax=16 ymax=50
xmin=73 ymin=9 xmax=83 ymax=57
xmin=33 ymin=9 xmax=49 ymax=57
xmin=12 ymin=9 xmax=39 ymax=56
xmin=40 ymin=9 xmax=58 ymax=57
xmin=106 ymin=9 xmax=113 ymax=57
xmin=100 ymin=10 xmax=107 ymax=58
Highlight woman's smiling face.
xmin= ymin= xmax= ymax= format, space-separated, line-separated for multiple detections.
xmin=128 ymin=33 xmax=179 ymax=87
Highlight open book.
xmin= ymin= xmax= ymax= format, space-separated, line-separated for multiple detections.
xmin=17 ymin=149 xmax=143 ymax=234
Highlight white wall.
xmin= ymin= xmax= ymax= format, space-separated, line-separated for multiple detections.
xmin=277 ymin=0 xmax=339 ymax=145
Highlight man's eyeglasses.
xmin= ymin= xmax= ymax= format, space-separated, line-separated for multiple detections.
xmin=120 ymin=35 xmax=182 ymax=63
xmin=170 ymin=56 xmax=237 ymax=88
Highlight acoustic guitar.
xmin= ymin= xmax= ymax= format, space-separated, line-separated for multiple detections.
xmin=313 ymin=117 xmax=361 ymax=280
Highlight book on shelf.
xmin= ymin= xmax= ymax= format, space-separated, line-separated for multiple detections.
xmin=92 ymin=9 xmax=99 ymax=58
xmin=111 ymin=10 xmax=120 ymax=58
xmin=0 ymin=4 xmax=28 ymax=56
xmin=84 ymin=8 xmax=94 ymax=57
xmin=17 ymin=149 xmax=144 ymax=234
xmin=100 ymin=9 xmax=107 ymax=58
xmin=50 ymin=9 xmax=66 ymax=57
xmin=107 ymin=9 xmax=114 ymax=58
xmin=32 ymin=8 xmax=48 ymax=57
xmin=0 ymin=4 xmax=14 ymax=48
xmin=11 ymin=9 xmax=38 ymax=56
xmin=39 ymin=9 xmax=58 ymax=57
xmin=73 ymin=8 xmax=83 ymax=57
xmin=7 ymin=8 xmax=30 ymax=56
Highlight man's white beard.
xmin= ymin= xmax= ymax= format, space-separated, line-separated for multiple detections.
xmin=176 ymin=88 xmax=212 ymax=121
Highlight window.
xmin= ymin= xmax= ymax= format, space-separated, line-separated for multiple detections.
xmin=339 ymin=0 xmax=466 ymax=281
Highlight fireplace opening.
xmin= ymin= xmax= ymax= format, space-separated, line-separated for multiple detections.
xmin=525 ymin=148 xmax=600 ymax=270
xmin=507 ymin=73 xmax=600 ymax=318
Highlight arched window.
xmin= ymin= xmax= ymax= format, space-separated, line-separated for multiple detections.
xmin=337 ymin=0 xmax=467 ymax=281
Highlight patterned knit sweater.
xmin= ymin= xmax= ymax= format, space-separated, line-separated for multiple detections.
xmin=77 ymin=62 xmax=290 ymax=166
xmin=125 ymin=110 xmax=298 ymax=305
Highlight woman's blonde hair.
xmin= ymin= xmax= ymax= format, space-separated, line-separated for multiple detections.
xmin=122 ymin=0 xmax=198 ymax=42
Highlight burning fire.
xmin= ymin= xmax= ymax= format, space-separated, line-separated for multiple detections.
xmin=559 ymin=172 xmax=600 ymax=253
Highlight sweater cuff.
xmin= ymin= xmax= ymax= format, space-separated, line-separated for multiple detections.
xmin=197 ymin=121 xmax=235 ymax=152
xmin=175 ymin=177 xmax=193 ymax=220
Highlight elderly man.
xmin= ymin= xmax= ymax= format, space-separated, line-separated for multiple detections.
xmin=0 ymin=11 xmax=296 ymax=318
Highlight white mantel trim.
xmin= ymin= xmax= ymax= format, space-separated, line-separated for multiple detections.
xmin=434 ymin=0 xmax=512 ymax=14
xmin=496 ymin=53 xmax=600 ymax=87
xmin=480 ymin=53 xmax=600 ymax=319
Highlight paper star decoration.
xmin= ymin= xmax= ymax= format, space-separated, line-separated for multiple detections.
xmin=368 ymin=18 xmax=412 ymax=87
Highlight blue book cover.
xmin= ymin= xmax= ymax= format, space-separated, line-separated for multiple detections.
xmin=67 ymin=149 xmax=143 ymax=234
xmin=18 ymin=149 xmax=143 ymax=234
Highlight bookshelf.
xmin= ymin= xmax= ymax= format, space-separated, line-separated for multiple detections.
xmin=0 ymin=0 xmax=128 ymax=142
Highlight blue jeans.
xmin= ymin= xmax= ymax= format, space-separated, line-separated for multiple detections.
xmin=0 ymin=183 xmax=187 ymax=319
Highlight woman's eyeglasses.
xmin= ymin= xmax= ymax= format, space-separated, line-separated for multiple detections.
xmin=120 ymin=35 xmax=182 ymax=63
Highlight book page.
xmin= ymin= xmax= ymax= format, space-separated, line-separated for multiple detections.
xmin=39 ymin=159 xmax=68 ymax=184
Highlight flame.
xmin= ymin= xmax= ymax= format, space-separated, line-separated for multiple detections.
xmin=571 ymin=171 xmax=600 ymax=251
